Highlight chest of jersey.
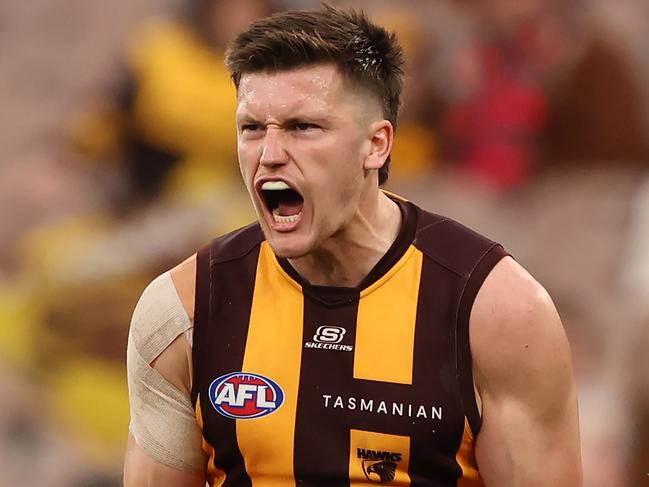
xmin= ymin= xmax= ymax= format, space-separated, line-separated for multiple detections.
xmin=193 ymin=240 xmax=482 ymax=487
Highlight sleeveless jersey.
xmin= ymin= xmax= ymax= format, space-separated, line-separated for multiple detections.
xmin=191 ymin=197 xmax=508 ymax=486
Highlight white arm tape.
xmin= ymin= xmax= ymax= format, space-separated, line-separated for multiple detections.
xmin=127 ymin=271 xmax=207 ymax=472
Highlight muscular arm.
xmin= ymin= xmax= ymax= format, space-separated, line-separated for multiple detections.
xmin=123 ymin=254 xmax=208 ymax=486
xmin=471 ymin=257 xmax=582 ymax=486
xmin=124 ymin=432 xmax=206 ymax=487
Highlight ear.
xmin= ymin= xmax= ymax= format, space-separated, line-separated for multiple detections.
xmin=363 ymin=120 xmax=393 ymax=171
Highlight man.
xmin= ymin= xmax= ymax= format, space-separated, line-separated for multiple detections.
xmin=124 ymin=5 xmax=582 ymax=486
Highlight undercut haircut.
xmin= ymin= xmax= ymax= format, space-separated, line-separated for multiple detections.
xmin=225 ymin=4 xmax=405 ymax=185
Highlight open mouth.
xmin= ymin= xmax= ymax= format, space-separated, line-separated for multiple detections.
xmin=259 ymin=181 xmax=304 ymax=224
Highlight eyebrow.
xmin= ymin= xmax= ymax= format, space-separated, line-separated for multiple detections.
xmin=236 ymin=113 xmax=332 ymax=126
xmin=283 ymin=116 xmax=330 ymax=126
xmin=236 ymin=114 xmax=260 ymax=124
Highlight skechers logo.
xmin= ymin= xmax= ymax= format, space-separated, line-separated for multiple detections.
xmin=208 ymin=372 xmax=284 ymax=419
xmin=304 ymin=325 xmax=353 ymax=352
xmin=358 ymin=449 xmax=402 ymax=483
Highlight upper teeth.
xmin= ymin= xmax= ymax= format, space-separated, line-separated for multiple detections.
xmin=261 ymin=181 xmax=291 ymax=191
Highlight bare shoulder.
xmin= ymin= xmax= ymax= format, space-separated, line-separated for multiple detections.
xmin=169 ymin=253 xmax=197 ymax=321
xmin=472 ymin=256 xmax=555 ymax=326
xmin=470 ymin=255 xmax=574 ymax=414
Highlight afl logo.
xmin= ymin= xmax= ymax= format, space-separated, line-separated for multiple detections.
xmin=209 ymin=372 xmax=284 ymax=420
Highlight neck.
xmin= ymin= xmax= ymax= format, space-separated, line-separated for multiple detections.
xmin=288 ymin=191 xmax=402 ymax=287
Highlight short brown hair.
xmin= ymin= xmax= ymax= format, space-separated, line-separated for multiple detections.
xmin=225 ymin=4 xmax=404 ymax=185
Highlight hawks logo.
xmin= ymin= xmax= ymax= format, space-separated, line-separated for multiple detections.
xmin=358 ymin=449 xmax=402 ymax=483
xmin=363 ymin=461 xmax=398 ymax=483
xmin=208 ymin=372 xmax=284 ymax=419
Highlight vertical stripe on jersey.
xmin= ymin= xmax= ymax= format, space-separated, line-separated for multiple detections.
xmin=354 ymin=246 xmax=422 ymax=384
xmin=408 ymin=248 xmax=470 ymax=486
xmin=455 ymin=418 xmax=483 ymax=487
xmin=237 ymin=242 xmax=304 ymax=487
xmin=349 ymin=429 xmax=411 ymax=485
xmin=196 ymin=396 xmax=226 ymax=486
xmin=194 ymin=239 xmax=259 ymax=487
xmin=293 ymin=290 xmax=360 ymax=485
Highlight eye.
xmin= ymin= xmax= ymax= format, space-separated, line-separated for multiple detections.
xmin=293 ymin=122 xmax=319 ymax=131
xmin=241 ymin=124 xmax=262 ymax=132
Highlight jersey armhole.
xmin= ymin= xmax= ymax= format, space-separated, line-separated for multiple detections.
xmin=191 ymin=243 xmax=211 ymax=406
xmin=456 ymin=244 xmax=509 ymax=436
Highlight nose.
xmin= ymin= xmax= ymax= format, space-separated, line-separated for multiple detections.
xmin=260 ymin=127 xmax=289 ymax=167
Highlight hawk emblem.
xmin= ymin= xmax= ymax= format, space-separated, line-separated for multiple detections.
xmin=362 ymin=460 xmax=398 ymax=483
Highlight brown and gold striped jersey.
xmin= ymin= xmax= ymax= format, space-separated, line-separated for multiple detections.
xmin=191 ymin=196 xmax=508 ymax=486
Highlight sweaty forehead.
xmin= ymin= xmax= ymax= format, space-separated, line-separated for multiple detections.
xmin=236 ymin=65 xmax=351 ymax=119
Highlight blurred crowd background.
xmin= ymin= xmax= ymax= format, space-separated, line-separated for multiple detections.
xmin=1 ymin=0 xmax=648 ymax=485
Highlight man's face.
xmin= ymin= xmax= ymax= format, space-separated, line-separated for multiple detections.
xmin=236 ymin=64 xmax=381 ymax=258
